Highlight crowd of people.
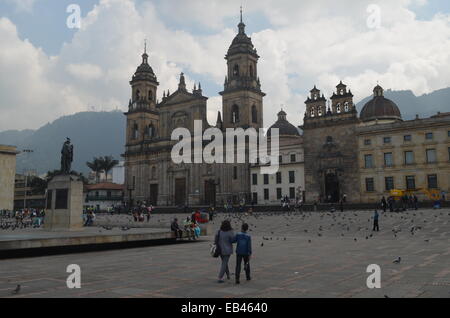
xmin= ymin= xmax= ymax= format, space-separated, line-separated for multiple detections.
xmin=0 ymin=209 xmax=45 ymax=229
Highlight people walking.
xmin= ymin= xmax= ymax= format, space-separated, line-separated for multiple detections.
xmin=381 ymin=196 xmax=387 ymax=212
xmin=373 ymin=210 xmax=380 ymax=232
xmin=235 ymin=223 xmax=252 ymax=284
xmin=215 ymin=220 xmax=236 ymax=283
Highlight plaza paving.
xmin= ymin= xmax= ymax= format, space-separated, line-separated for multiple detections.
xmin=0 ymin=209 xmax=449 ymax=298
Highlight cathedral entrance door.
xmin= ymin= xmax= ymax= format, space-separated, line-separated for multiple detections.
xmin=204 ymin=180 xmax=216 ymax=207
xmin=325 ymin=173 xmax=340 ymax=203
xmin=174 ymin=178 xmax=186 ymax=206
xmin=149 ymin=184 xmax=158 ymax=206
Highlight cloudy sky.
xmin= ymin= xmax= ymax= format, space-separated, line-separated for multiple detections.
xmin=0 ymin=0 xmax=449 ymax=131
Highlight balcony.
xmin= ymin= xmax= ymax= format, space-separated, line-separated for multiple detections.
xmin=85 ymin=196 xmax=123 ymax=202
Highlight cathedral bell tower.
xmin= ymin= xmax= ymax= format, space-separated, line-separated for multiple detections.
xmin=220 ymin=8 xmax=265 ymax=130
xmin=125 ymin=45 xmax=160 ymax=146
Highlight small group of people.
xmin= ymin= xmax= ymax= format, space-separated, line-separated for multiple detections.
xmin=131 ymin=202 xmax=154 ymax=222
xmin=83 ymin=210 xmax=96 ymax=226
xmin=170 ymin=216 xmax=201 ymax=240
xmin=5 ymin=209 xmax=46 ymax=228
xmin=214 ymin=220 xmax=252 ymax=284
xmin=380 ymin=195 xmax=418 ymax=212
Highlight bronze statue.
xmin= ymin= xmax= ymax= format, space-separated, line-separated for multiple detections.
xmin=61 ymin=137 xmax=73 ymax=174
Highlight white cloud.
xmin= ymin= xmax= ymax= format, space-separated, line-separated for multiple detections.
xmin=0 ymin=0 xmax=449 ymax=131
xmin=5 ymin=0 xmax=36 ymax=12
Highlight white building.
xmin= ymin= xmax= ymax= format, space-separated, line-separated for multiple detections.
xmin=83 ymin=182 xmax=124 ymax=211
xmin=250 ymin=110 xmax=305 ymax=205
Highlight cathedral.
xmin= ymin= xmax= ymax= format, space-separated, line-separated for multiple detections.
xmin=123 ymin=13 xmax=264 ymax=207
xmin=124 ymin=12 xmax=450 ymax=207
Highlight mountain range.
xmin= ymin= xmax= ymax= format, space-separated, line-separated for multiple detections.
xmin=1 ymin=87 xmax=449 ymax=175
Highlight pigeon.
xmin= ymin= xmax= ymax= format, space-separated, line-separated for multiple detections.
xmin=393 ymin=257 xmax=401 ymax=264
xmin=12 ymin=285 xmax=20 ymax=294
xmin=260 ymin=242 xmax=264 ymax=247
xmin=384 ymin=295 xmax=390 ymax=298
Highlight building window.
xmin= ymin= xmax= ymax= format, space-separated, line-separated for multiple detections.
xmin=276 ymin=188 xmax=282 ymax=200
xmin=365 ymin=178 xmax=375 ymax=192
xmin=425 ymin=132 xmax=433 ymax=140
xmin=318 ymin=106 xmax=323 ymax=116
xmin=263 ymin=174 xmax=269 ymax=185
xmin=364 ymin=139 xmax=371 ymax=146
xmin=385 ymin=177 xmax=394 ymax=191
xmin=233 ymin=64 xmax=239 ymax=76
xmin=364 ymin=154 xmax=374 ymax=168
xmin=290 ymin=154 xmax=296 ymax=163
xmin=336 ymin=103 xmax=341 ymax=113
xmin=406 ymin=176 xmax=416 ymax=190
xmin=289 ymin=187 xmax=295 ymax=199
xmin=448 ymin=147 xmax=450 ymax=161
xmin=252 ymin=192 xmax=258 ymax=204
xmin=289 ymin=171 xmax=295 ymax=183
xmin=276 ymin=172 xmax=282 ymax=184
xmin=264 ymin=189 xmax=269 ymax=200
xmin=344 ymin=102 xmax=349 ymax=112
xmin=383 ymin=137 xmax=391 ymax=144
xmin=448 ymin=131 xmax=450 ymax=137
xmin=279 ymin=155 xmax=283 ymax=164
xmin=404 ymin=151 xmax=414 ymax=165
xmin=310 ymin=107 xmax=315 ymax=117
xmin=252 ymin=173 xmax=257 ymax=185
xmin=426 ymin=149 xmax=437 ymax=163
xmin=231 ymin=105 xmax=239 ymax=124
xmin=233 ymin=166 xmax=238 ymax=180
xmin=252 ymin=105 xmax=258 ymax=123
xmin=384 ymin=152 xmax=393 ymax=167
xmin=404 ymin=135 xmax=412 ymax=142
xmin=427 ymin=174 xmax=438 ymax=189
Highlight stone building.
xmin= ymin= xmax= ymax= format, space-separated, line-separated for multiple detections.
xmin=0 ymin=145 xmax=18 ymax=211
xmin=357 ymin=86 xmax=450 ymax=203
xmin=123 ymin=14 xmax=265 ymax=207
xmin=251 ymin=110 xmax=304 ymax=205
xmin=302 ymin=82 xmax=361 ymax=203
xmin=302 ymin=83 xmax=450 ymax=204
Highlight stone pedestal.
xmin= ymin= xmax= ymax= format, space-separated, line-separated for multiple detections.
xmin=44 ymin=174 xmax=83 ymax=231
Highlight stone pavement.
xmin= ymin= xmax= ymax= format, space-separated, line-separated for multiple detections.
xmin=0 ymin=209 xmax=449 ymax=298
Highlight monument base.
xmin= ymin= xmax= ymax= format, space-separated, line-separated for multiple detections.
xmin=44 ymin=174 xmax=84 ymax=231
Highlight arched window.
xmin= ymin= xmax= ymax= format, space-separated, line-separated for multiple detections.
xmin=314 ymin=94 xmax=318 ymax=100
xmin=249 ymin=65 xmax=254 ymax=78
xmin=310 ymin=107 xmax=315 ymax=117
xmin=336 ymin=103 xmax=341 ymax=113
xmin=251 ymin=105 xmax=257 ymax=123
xmin=340 ymin=89 xmax=344 ymax=95
xmin=133 ymin=123 xmax=139 ymax=139
xmin=136 ymin=90 xmax=141 ymax=100
xmin=231 ymin=104 xmax=239 ymax=123
xmin=147 ymin=124 xmax=155 ymax=138
xmin=233 ymin=64 xmax=239 ymax=76
xmin=344 ymin=102 xmax=349 ymax=112
xmin=318 ymin=106 xmax=323 ymax=116
xmin=148 ymin=90 xmax=153 ymax=101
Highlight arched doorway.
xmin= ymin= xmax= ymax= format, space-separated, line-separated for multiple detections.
xmin=325 ymin=173 xmax=340 ymax=203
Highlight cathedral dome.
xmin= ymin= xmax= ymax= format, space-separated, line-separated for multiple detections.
xmin=131 ymin=52 xmax=158 ymax=84
xmin=226 ymin=11 xmax=258 ymax=58
xmin=267 ymin=110 xmax=301 ymax=137
xmin=360 ymin=85 xmax=402 ymax=122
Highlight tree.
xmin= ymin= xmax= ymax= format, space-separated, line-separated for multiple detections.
xmin=86 ymin=157 xmax=103 ymax=183
xmin=100 ymin=156 xmax=119 ymax=182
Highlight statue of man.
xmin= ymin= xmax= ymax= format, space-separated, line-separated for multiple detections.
xmin=61 ymin=138 xmax=73 ymax=174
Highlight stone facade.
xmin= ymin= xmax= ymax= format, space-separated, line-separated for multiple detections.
xmin=358 ymin=113 xmax=450 ymax=202
xmin=302 ymin=83 xmax=361 ymax=203
xmin=302 ymin=82 xmax=450 ymax=204
xmin=124 ymin=16 xmax=263 ymax=207
xmin=0 ymin=145 xmax=17 ymax=211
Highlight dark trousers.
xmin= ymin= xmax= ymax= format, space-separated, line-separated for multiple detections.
xmin=235 ymin=255 xmax=251 ymax=281
xmin=172 ymin=229 xmax=183 ymax=239
xmin=373 ymin=220 xmax=379 ymax=232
